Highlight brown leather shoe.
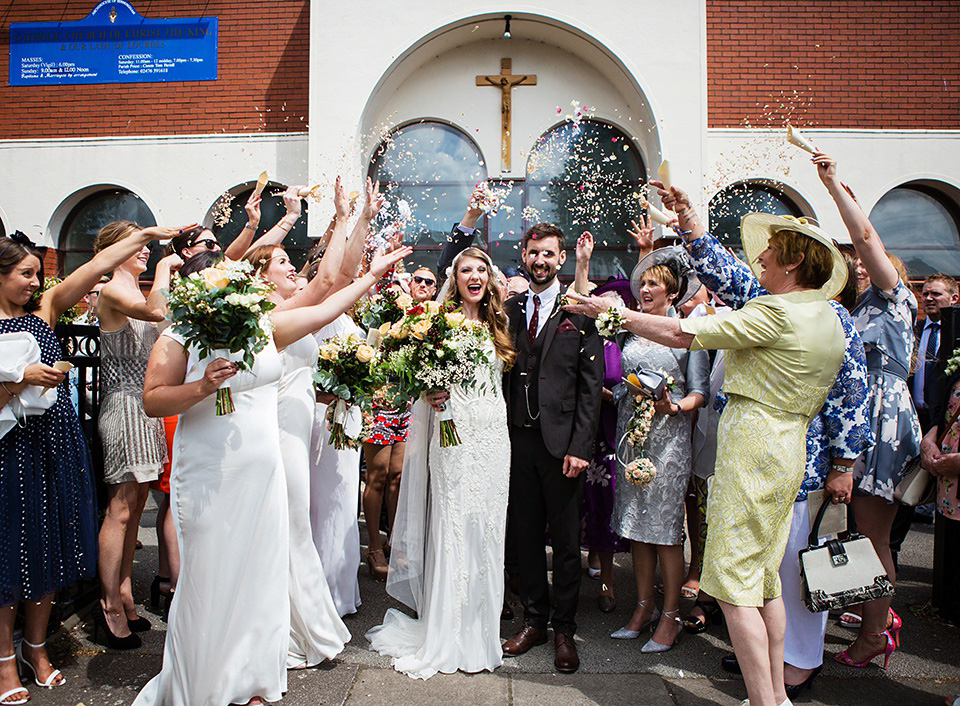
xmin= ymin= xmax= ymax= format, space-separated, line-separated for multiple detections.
xmin=554 ymin=633 xmax=580 ymax=673
xmin=502 ymin=624 xmax=547 ymax=656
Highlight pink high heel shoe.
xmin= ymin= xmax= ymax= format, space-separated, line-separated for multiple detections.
xmin=888 ymin=608 xmax=902 ymax=648
xmin=833 ymin=629 xmax=896 ymax=669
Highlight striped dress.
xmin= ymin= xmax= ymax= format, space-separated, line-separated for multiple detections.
xmin=98 ymin=318 xmax=166 ymax=484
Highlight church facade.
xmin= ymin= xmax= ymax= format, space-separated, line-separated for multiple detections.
xmin=1 ymin=1 xmax=958 ymax=279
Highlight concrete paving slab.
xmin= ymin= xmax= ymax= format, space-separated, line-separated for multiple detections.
xmin=345 ymin=666 xmax=508 ymax=705
xmin=510 ymin=672 xmax=673 ymax=705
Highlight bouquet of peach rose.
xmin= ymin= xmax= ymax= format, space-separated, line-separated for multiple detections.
xmin=313 ymin=333 xmax=377 ymax=449
xmin=167 ymin=259 xmax=276 ymax=415
xmin=374 ymin=299 xmax=494 ymax=447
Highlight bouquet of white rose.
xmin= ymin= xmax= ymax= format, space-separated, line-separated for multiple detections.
xmin=617 ymin=370 xmax=679 ymax=487
xmin=167 ymin=259 xmax=276 ymax=415
xmin=314 ymin=333 xmax=377 ymax=449
xmin=596 ymin=305 xmax=625 ymax=338
xmin=374 ymin=299 xmax=494 ymax=446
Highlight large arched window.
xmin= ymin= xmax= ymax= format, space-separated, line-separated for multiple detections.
xmin=869 ymin=184 xmax=960 ymax=277
xmin=369 ymin=122 xmax=486 ymax=271
xmin=60 ymin=189 xmax=157 ymax=275
xmin=709 ymin=183 xmax=802 ymax=253
xmin=521 ymin=120 xmax=646 ymax=279
xmin=209 ymin=183 xmax=312 ymax=270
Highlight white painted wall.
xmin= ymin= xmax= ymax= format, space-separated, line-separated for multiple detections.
xmin=0 ymin=133 xmax=308 ymax=247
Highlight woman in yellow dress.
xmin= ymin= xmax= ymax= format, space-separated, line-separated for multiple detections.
xmin=566 ymin=184 xmax=848 ymax=706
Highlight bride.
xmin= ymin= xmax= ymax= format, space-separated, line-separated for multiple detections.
xmin=366 ymin=247 xmax=515 ymax=680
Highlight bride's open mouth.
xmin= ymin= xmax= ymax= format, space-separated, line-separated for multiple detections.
xmin=467 ymin=283 xmax=482 ymax=295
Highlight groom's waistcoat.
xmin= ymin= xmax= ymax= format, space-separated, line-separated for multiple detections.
xmin=509 ymin=319 xmax=547 ymax=429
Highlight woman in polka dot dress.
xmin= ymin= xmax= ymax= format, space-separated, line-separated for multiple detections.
xmin=0 ymin=226 xmax=184 ymax=705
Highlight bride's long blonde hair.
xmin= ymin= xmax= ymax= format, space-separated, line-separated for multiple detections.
xmin=443 ymin=247 xmax=515 ymax=370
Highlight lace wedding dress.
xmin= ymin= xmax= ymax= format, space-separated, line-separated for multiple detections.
xmin=366 ymin=342 xmax=510 ymax=679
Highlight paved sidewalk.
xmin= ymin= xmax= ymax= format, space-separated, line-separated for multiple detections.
xmin=22 ymin=503 xmax=960 ymax=705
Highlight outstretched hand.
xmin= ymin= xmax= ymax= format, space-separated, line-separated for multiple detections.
xmin=142 ymin=224 xmax=199 ymax=241
xmin=368 ymin=245 xmax=413 ymax=280
xmin=282 ymin=186 xmax=303 ymax=217
xmin=812 ymin=152 xmax=839 ymax=188
xmin=333 ymin=176 xmax=350 ymax=219
xmin=362 ymin=178 xmax=384 ymax=221
xmin=562 ymin=291 xmax=608 ymax=319
xmin=628 ymin=217 xmax=655 ymax=251
xmin=244 ymin=191 xmax=262 ymax=226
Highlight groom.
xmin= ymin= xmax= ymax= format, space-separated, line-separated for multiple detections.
xmin=501 ymin=223 xmax=603 ymax=673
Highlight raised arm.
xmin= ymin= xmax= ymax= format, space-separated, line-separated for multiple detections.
xmin=220 ymin=191 xmax=263 ymax=260
xmin=574 ymin=231 xmax=594 ymax=294
xmin=271 ymin=246 xmax=412 ymax=349
xmin=437 ymin=186 xmax=485 ymax=277
xmin=225 ymin=185 xmax=304 ymax=259
xmin=40 ymin=224 xmax=192 ymax=328
xmin=99 ymin=253 xmax=182 ymax=324
xmin=564 ymin=292 xmax=694 ymax=349
xmin=813 ymin=152 xmax=899 ymax=291
xmin=329 ymin=178 xmax=383 ymax=292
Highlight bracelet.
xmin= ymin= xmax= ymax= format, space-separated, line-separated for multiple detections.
xmin=830 ymin=462 xmax=853 ymax=474
xmin=242 ymin=223 xmax=255 ymax=231
xmin=0 ymin=381 xmax=18 ymax=398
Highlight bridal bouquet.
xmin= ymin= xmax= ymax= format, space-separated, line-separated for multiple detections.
xmin=167 ymin=259 xmax=276 ymax=415
xmin=618 ymin=370 xmax=679 ymax=487
xmin=356 ymin=286 xmax=413 ymax=338
xmin=313 ymin=333 xmax=377 ymax=449
xmin=374 ymin=300 xmax=494 ymax=446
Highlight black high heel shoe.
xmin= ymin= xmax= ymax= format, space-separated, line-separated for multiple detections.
xmin=150 ymin=575 xmax=170 ymax=608
xmin=683 ymin=599 xmax=723 ymax=634
xmin=784 ymin=665 xmax=822 ymax=700
xmin=127 ymin=615 xmax=151 ymax=632
xmin=162 ymin=589 xmax=175 ymax=622
xmin=94 ymin=610 xmax=143 ymax=650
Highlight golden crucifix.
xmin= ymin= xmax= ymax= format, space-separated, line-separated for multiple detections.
xmin=476 ymin=58 xmax=537 ymax=172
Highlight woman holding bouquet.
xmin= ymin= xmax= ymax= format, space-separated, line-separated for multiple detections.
xmin=366 ymin=247 xmax=516 ymax=679
xmin=608 ymin=248 xmax=708 ymax=654
xmin=135 ymin=244 xmax=410 ymax=706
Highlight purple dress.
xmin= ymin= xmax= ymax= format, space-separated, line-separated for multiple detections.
xmin=581 ymin=340 xmax=630 ymax=554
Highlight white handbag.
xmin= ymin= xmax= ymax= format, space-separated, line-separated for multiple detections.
xmin=798 ymin=500 xmax=894 ymax=613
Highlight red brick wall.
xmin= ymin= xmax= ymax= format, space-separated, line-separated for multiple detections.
xmin=0 ymin=1 xmax=309 ymax=138
xmin=706 ymin=0 xmax=960 ymax=129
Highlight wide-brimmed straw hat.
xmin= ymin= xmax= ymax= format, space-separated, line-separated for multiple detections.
xmin=630 ymin=246 xmax=701 ymax=308
xmin=740 ymin=213 xmax=847 ymax=300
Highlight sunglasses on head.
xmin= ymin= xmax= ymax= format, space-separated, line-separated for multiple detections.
xmin=412 ymin=275 xmax=436 ymax=287
xmin=193 ymin=238 xmax=220 ymax=251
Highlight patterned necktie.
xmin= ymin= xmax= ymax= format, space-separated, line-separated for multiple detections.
xmin=924 ymin=321 xmax=940 ymax=402
xmin=528 ymin=294 xmax=541 ymax=344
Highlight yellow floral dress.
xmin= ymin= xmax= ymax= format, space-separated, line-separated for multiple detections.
xmin=679 ymin=290 xmax=845 ymax=606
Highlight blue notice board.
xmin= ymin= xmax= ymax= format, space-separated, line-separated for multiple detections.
xmin=9 ymin=1 xmax=217 ymax=86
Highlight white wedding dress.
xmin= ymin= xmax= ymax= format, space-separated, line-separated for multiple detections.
xmin=134 ymin=333 xmax=289 ymax=706
xmin=309 ymin=314 xmax=364 ymax=616
xmin=278 ymin=334 xmax=351 ymax=667
xmin=366 ymin=342 xmax=510 ymax=679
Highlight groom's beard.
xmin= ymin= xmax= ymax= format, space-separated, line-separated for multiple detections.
xmin=524 ymin=262 xmax=558 ymax=287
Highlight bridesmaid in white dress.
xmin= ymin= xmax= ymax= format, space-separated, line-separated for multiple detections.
xmin=366 ymin=247 xmax=516 ymax=680
xmin=137 ymin=245 xmax=410 ymax=706
xmin=311 ymin=312 xmax=364 ymax=616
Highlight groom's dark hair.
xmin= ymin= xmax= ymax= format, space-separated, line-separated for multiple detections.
xmin=521 ymin=223 xmax=565 ymax=252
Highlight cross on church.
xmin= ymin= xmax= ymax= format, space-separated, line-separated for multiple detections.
xmin=476 ymin=58 xmax=536 ymax=173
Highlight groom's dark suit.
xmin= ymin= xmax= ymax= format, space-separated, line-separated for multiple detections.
xmin=503 ymin=288 xmax=603 ymax=637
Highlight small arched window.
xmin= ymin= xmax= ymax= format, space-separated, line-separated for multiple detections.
xmin=60 ymin=189 xmax=157 ymax=275
xmin=369 ymin=121 xmax=487 ymax=271
xmin=209 ymin=184 xmax=312 ymax=270
xmin=869 ymin=184 xmax=960 ymax=277
xmin=709 ymin=183 xmax=802 ymax=253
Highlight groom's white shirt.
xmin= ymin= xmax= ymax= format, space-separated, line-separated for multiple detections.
xmin=524 ymin=278 xmax=561 ymax=339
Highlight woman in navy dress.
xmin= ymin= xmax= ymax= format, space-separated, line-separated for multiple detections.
xmin=0 ymin=226 xmax=183 ymax=705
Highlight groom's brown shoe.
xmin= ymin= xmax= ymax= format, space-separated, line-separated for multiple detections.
xmin=554 ymin=633 xmax=580 ymax=673
xmin=502 ymin=625 xmax=547 ymax=656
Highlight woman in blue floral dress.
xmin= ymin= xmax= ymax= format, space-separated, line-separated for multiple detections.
xmin=815 ymin=152 xmax=920 ymax=669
